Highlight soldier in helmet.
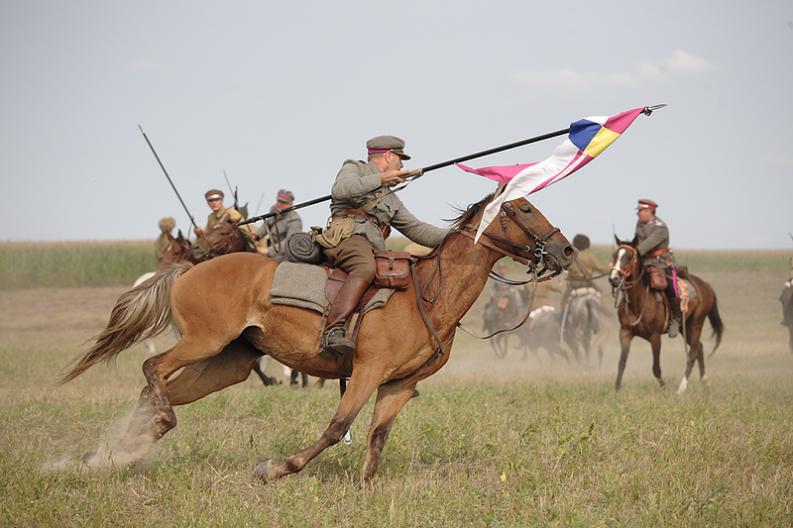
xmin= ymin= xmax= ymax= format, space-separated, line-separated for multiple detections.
xmin=194 ymin=188 xmax=256 ymax=247
xmin=561 ymin=234 xmax=611 ymax=308
xmin=314 ymin=135 xmax=448 ymax=357
xmin=155 ymin=216 xmax=176 ymax=263
xmin=257 ymin=189 xmax=303 ymax=259
xmin=634 ymin=198 xmax=681 ymax=337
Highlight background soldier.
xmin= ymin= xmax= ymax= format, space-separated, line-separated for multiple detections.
xmin=315 ymin=135 xmax=447 ymax=357
xmin=155 ymin=216 xmax=176 ymax=263
xmin=257 ymin=189 xmax=302 ymax=259
xmin=561 ymin=234 xmax=610 ymax=308
xmin=194 ymin=188 xmax=256 ymax=247
xmin=634 ymin=198 xmax=681 ymax=337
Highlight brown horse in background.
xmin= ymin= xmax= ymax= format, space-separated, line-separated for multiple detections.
xmin=157 ymin=230 xmax=193 ymax=270
xmin=60 ymin=195 xmax=574 ymax=482
xmin=190 ymin=218 xmax=250 ymax=262
xmin=609 ymin=240 xmax=724 ymax=393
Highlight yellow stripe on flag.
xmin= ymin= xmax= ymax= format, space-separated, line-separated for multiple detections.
xmin=583 ymin=127 xmax=621 ymax=158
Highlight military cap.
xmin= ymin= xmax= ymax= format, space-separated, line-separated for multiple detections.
xmin=572 ymin=234 xmax=590 ymax=250
xmin=205 ymin=189 xmax=224 ymax=201
xmin=158 ymin=216 xmax=176 ymax=231
xmin=366 ymin=135 xmax=411 ymax=160
xmin=636 ymin=198 xmax=658 ymax=210
xmin=276 ymin=189 xmax=295 ymax=203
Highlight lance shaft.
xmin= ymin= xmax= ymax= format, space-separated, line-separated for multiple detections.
xmin=138 ymin=125 xmax=198 ymax=230
xmin=240 ymin=104 xmax=669 ymax=226
xmin=239 ymin=127 xmax=569 ymax=226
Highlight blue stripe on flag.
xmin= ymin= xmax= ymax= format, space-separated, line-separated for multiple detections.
xmin=568 ymin=119 xmax=602 ymax=151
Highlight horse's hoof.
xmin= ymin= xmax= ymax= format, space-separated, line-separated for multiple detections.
xmin=253 ymin=459 xmax=275 ymax=483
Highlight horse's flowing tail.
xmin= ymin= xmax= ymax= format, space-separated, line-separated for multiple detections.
xmin=60 ymin=263 xmax=193 ymax=384
xmin=706 ymin=292 xmax=725 ymax=359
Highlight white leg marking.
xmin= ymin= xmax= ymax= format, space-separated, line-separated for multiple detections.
xmin=677 ymin=377 xmax=688 ymax=395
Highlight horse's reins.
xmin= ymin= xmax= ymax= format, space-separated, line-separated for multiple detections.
xmin=411 ymin=202 xmax=562 ymax=349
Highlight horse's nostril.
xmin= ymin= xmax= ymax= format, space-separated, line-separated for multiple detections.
xmin=563 ymin=246 xmax=574 ymax=258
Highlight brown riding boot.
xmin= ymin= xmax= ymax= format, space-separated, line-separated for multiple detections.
xmin=320 ymin=276 xmax=371 ymax=358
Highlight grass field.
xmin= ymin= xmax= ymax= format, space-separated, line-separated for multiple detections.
xmin=1 ymin=246 xmax=792 ymax=526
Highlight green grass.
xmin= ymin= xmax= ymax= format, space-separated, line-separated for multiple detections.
xmin=0 ymin=241 xmax=156 ymax=289
xmin=1 ymin=247 xmax=792 ymax=526
xmin=2 ymin=374 xmax=792 ymax=527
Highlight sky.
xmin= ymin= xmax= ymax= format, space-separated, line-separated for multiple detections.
xmin=1 ymin=0 xmax=791 ymax=248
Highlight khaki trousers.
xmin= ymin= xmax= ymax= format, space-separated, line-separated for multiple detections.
xmin=323 ymin=235 xmax=377 ymax=282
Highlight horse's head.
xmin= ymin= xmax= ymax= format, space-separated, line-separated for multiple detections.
xmin=158 ymin=229 xmax=193 ymax=270
xmin=191 ymin=219 xmax=246 ymax=261
xmin=609 ymin=236 xmax=641 ymax=287
xmin=471 ymin=196 xmax=575 ymax=276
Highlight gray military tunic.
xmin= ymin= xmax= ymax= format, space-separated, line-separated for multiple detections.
xmin=257 ymin=206 xmax=302 ymax=257
xmin=328 ymin=159 xmax=447 ymax=251
xmin=635 ymin=215 xmax=675 ymax=268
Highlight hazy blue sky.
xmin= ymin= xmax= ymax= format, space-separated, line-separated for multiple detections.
xmin=2 ymin=0 xmax=791 ymax=248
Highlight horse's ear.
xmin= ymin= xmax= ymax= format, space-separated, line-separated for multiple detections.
xmin=177 ymin=229 xmax=184 ymax=241
xmin=614 ymin=234 xmax=621 ymax=246
xmin=630 ymin=235 xmax=638 ymax=247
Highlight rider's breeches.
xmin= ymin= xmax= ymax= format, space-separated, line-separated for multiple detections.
xmin=323 ymin=235 xmax=376 ymax=282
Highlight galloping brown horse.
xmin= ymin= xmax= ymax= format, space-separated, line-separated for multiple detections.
xmin=609 ymin=240 xmax=724 ymax=393
xmin=61 ymin=194 xmax=574 ymax=482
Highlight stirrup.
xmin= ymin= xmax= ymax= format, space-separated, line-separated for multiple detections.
xmin=320 ymin=326 xmax=355 ymax=358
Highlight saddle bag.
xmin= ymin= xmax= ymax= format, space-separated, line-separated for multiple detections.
xmin=374 ymin=251 xmax=412 ymax=290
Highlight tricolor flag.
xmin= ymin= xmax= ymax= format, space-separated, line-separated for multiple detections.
xmin=458 ymin=107 xmax=645 ymax=242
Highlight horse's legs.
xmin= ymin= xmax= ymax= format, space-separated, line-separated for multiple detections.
xmin=166 ymin=337 xmax=262 ymax=405
xmin=124 ymin=335 xmax=231 ymax=444
xmin=361 ymin=381 xmax=416 ymax=481
xmin=615 ymin=328 xmax=633 ymax=390
xmin=254 ymin=365 xmax=385 ymax=483
xmin=252 ymin=357 xmax=280 ymax=386
xmin=678 ymin=320 xmax=704 ymax=395
xmin=650 ymin=333 xmax=665 ymax=388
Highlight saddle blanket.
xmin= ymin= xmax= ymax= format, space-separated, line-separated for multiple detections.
xmin=529 ymin=305 xmax=555 ymax=319
xmin=269 ymin=262 xmax=394 ymax=314
xmin=676 ymin=278 xmax=697 ymax=313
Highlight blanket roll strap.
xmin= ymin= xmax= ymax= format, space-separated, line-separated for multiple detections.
xmin=374 ymin=251 xmax=412 ymax=290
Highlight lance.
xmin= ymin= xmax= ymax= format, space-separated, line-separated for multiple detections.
xmin=138 ymin=125 xmax=199 ymax=230
xmin=223 ymin=169 xmax=240 ymax=211
xmin=239 ymin=104 xmax=667 ymax=226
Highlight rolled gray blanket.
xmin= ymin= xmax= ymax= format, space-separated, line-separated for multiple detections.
xmin=285 ymin=232 xmax=322 ymax=264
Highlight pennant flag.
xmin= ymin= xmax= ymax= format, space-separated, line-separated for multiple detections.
xmin=459 ymin=107 xmax=646 ymax=242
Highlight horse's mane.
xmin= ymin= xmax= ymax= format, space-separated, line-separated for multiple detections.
xmin=447 ymin=193 xmax=495 ymax=229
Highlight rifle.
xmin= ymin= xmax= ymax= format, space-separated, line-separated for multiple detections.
xmin=138 ymin=125 xmax=198 ymax=230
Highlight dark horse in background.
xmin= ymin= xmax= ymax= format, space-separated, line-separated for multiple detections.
xmin=609 ymin=239 xmax=724 ymax=394
xmin=482 ymin=286 xmax=524 ymax=358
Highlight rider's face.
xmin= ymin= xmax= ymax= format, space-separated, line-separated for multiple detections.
xmin=385 ymin=151 xmax=404 ymax=171
xmin=207 ymin=198 xmax=223 ymax=212
xmin=636 ymin=208 xmax=653 ymax=223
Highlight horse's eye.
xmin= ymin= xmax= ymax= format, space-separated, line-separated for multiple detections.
xmin=519 ymin=203 xmax=532 ymax=213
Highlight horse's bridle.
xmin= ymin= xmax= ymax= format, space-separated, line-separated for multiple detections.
xmin=612 ymin=244 xmax=647 ymax=326
xmin=458 ymin=202 xmax=563 ymax=280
